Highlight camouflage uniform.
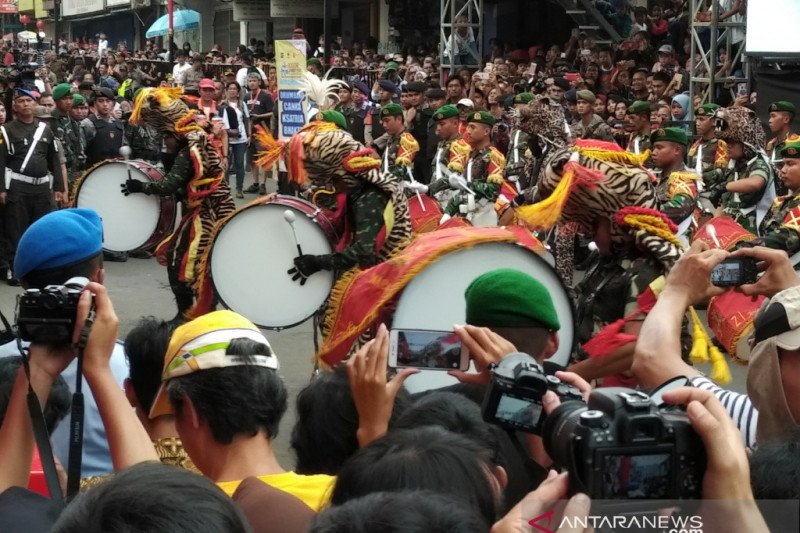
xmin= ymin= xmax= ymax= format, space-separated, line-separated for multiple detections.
xmin=720 ymin=157 xmax=771 ymax=235
xmin=757 ymin=194 xmax=800 ymax=255
xmin=51 ymin=109 xmax=85 ymax=183
xmin=626 ymin=132 xmax=652 ymax=156
xmin=126 ymin=122 xmax=162 ymax=164
xmin=570 ymin=114 xmax=613 ymax=142
xmin=316 ymin=182 xmax=393 ymax=272
xmin=574 ymin=254 xmax=691 ymax=364
xmin=444 ymin=145 xmax=510 ymax=217
xmin=766 ymin=131 xmax=797 ymax=197
xmin=655 ymin=167 xmax=700 ymax=225
xmin=428 ymin=136 xmax=471 ymax=195
xmin=688 ymin=137 xmax=729 ymax=208
xmin=381 ymin=130 xmax=419 ymax=181
xmin=504 ymin=128 xmax=531 ymax=190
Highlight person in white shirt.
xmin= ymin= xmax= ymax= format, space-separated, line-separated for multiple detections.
xmin=171 ymin=52 xmax=192 ymax=86
xmin=97 ymin=32 xmax=108 ymax=58
xmin=235 ymin=54 xmax=266 ymax=91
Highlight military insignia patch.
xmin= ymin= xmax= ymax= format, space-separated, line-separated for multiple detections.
xmin=435 ymin=113 xmax=442 ymax=120
xmin=473 ymin=112 xmax=481 ymax=120
xmin=789 ymin=147 xmax=798 ymax=156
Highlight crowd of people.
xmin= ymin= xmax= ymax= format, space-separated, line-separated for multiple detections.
xmin=0 ymin=0 xmax=799 ymax=531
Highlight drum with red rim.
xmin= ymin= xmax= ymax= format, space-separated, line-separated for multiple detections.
xmin=74 ymin=159 xmax=176 ymax=253
xmin=209 ymin=195 xmax=338 ymax=329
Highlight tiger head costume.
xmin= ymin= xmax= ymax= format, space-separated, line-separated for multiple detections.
xmin=714 ymin=106 xmax=766 ymax=161
xmin=514 ymin=95 xmax=573 ymax=183
xmin=517 ymin=140 xmax=682 ymax=283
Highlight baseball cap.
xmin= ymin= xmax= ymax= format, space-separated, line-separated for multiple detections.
xmin=199 ymin=78 xmax=215 ymax=90
xmin=148 ymin=310 xmax=279 ymax=419
xmin=457 ymin=98 xmax=474 ymax=108
xmin=658 ymin=44 xmax=674 ymax=54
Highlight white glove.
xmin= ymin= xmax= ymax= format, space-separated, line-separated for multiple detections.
xmin=404 ymin=181 xmax=429 ymax=194
xmin=439 ymin=213 xmax=452 ymax=225
xmin=448 ymin=174 xmax=471 ymax=193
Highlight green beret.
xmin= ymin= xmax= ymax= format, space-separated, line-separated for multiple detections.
xmin=769 ymin=101 xmax=796 ymax=116
xmin=514 ymin=92 xmax=534 ymax=105
xmin=385 ymin=61 xmax=399 ymax=71
xmin=780 ymin=138 xmax=800 ymax=159
xmin=651 ymin=127 xmax=688 ymax=147
xmin=465 ymin=268 xmax=560 ymax=330
xmin=307 ymin=58 xmax=322 ymax=68
xmin=576 ymin=89 xmax=596 ymax=104
xmin=380 ymin=103 xmax=403 ymax=118
xmin=627 ymin=100 xmax=651 ymax=115
xmin=433 ymin=104 xmax=460 ymax=121
xmin=467 ymin=110 xmax=495 ymax=126
xmin=694 ymin=103 xmax=720 ymax=117
xmin=72 ymin=93 xmax=86 ymax=106
xmin=315 ymin=110 xmax=347 ymax=131
xmin=52 ymin=83 xmax=72 ymax=101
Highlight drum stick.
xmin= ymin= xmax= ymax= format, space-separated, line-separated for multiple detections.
xmin=706 ymin=223 xmax=721 ymax=249
xmin=283 ymin=210 xmax=304 ymax=255
xmin=120 ymin=146 xmax=133 ymax=185
xmin=405 ymin=167 xmax=426 ymax=212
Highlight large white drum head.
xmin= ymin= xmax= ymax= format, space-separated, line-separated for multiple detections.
xmin=75 ymin=162 xmax=162 ymax=252
xmin=393 ymin=242 xmax=575 ymax=392
xmin=210 ymin=203 xmax=335 ymax=329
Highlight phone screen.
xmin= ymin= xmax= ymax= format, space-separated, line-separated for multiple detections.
xmin=391 ymin=329 xmax=464 ymax=370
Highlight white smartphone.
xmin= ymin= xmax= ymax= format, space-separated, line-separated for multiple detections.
xmin=389 ymin=328 xmax=469 ymax=371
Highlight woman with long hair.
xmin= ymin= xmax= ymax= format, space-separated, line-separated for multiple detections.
xmin=221 ymin=81 xmax=250 ymax=198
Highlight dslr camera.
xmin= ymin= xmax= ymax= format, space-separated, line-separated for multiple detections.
xmin=482 ymin=353 xmax=583 ymax=434
xmin=542 ymin=388 xmax=705 ymax=505
xmin=16 ymin=277 xmax=89 ymax=346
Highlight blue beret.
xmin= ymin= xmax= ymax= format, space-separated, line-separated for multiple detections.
xmin=352 ymin=81 xmax=370 ymax=97
xmin=14 ymin=87 xmax=38 ymax=101
xmin=14 ymin=208 xmax=104 ymax=279
xmin=378 ymin=80 xmax=398 ymax=94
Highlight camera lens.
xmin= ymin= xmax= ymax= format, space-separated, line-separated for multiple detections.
xmin=541 ymin=400 xmax=587 ymax=467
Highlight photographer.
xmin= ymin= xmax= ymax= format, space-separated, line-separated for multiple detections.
xmin=0 ymin=209 xmax=130 ymax=477
xmin=633 ymin=241 xmax=800 ymax=447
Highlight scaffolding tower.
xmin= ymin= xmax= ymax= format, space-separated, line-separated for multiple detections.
xmin=440 ymin=0 xmax=484 ymax=75
xmin=689 ymin=0 xmax=750 ymax=106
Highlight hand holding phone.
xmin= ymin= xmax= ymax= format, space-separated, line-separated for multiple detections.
xmin=389 ymin=328 xmax=469 ymax=371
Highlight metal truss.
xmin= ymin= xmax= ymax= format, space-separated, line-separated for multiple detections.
xmin=440 ymin=0 xmax=483 ymax=74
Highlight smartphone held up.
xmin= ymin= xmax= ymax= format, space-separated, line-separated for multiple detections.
xmin=389 ymin=329 xmax=469 ymax=371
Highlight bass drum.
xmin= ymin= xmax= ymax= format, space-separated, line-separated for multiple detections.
xmin=209 ymin=195 xmax=337 ymax=329
xmin=74 ymin=159 xmax=176 ymax=253
xmin=392 ymin=241 xmax=574 ymax=392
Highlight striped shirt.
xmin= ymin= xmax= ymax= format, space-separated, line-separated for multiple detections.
xmin=691 ymin=376 xmax=759 ymax=448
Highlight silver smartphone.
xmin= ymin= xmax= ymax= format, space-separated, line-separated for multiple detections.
xmin=389 ymin=328 xmax=469 ymax=371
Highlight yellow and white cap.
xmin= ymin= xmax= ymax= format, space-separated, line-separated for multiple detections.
xmin=148 ymin=310 xmax=278 ymax=419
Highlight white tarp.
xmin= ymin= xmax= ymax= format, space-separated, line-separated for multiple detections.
xmin=746 ymin=0 xmax=800 ymax=55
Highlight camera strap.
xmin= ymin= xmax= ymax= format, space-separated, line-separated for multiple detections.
xmin=65 ymin=316 xmax=93 ymax=502
xmin=16 ymin=337 xmax=65 ymax=510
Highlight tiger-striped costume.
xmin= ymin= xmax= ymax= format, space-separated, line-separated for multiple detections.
xmin=128 ymin=87 xmax=236 ymax=319
xmin=256 ymin=124 xmax=411 ymax=266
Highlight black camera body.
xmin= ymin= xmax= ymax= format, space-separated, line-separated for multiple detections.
xmin=482 ymin=353 xmax=583 ymax=434
xmin=15 ymin=277 xmax=89 ymax=346
xmin=543 ymin=388 xmax=705 ymax=505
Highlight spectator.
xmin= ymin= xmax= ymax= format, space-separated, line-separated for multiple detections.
xmin=220 ymin=81 xmax=250 ymax=198
xmin=149 ymin=310 xmax=335 ymax=510
xmin=171 ymin=52 xmax=191 ymax=86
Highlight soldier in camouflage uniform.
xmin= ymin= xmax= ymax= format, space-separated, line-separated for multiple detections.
xmin=570 ymin=90 xmax=613 ymax=142
xmin=51 ymin=84 xmax=85 ymax=186
xmin=377 ymin=103 xmax=419 ymax=182
xmin=755 ymin=139 xmax=800 ymax=255
xmin=120 ymin=87 xmax=236 ymax=319
xmin=126 ymin=121 xmax=162 ymax=165
xmin=425 ymin=105 xmax=471 ymax=203
xmin=624 ymin=100 xmax=652 ymax=161
xmin=766 ymin=100 xmax=797 ymax=197
xmin=650 ymin=127 xmax=700 ymax=226
xmin=440 ymin=111 xmax=513 ymax=224
xmin=505 ymin=93 xmax=533 ymax=191
xmin=689 ymin=103 xmax=728 ymax=210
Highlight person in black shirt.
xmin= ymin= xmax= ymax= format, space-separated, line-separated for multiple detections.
xmin=83 ymin=87 xmax=126 ymax=167
xmin=242 ymin=73 xmax=274 ymax=195
xmin=0 ymin=88 xmax=65 ymax=284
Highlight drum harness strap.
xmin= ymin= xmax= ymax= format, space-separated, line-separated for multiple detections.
xmin=2 ymin=122 xmax=51 ymax=190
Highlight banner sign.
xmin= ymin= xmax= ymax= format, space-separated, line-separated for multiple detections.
xmin=275 ymin=39 xmax=307 ymax=139
xmin=61 ymin=0 xmax=104 ymax=17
